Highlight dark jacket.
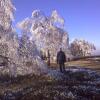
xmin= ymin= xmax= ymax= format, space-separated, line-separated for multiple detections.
xmin=57 ymin=51 xmax=66 ymax=64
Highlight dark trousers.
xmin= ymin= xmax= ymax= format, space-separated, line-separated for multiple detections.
xmin=47 ymin=57 xmax=50 ymax=66
xmin=59 ymin=63 xmax=65 ymax=72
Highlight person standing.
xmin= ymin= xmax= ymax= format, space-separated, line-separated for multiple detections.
xmin=57 ymin=48 xmax=66 ymax=72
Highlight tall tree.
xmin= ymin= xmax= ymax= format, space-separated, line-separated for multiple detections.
xmin=0 ymin=0 xmax=19 ymax=77
xmin=17 ymin=10 xmax=70 ymax=61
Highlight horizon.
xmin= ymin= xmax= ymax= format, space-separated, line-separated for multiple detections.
xmin=13 ymin=0 xmax=100 ymax=53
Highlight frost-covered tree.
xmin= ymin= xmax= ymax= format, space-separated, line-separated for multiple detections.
xmin=17 ymin=17 xmax=48 ymax=76
xmin=70 ymin=39 xmax=96 ymax=57
xmin=0 ymin=1 xmax=47 ymax=76
xmin=17 ymin=10 xmax=71 ymax=62
xmin=0 ymin=0 xmax=19 ymax=76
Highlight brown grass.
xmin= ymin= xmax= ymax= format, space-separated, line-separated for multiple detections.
xmin=48 ymin=58 xmax=100 ymax=71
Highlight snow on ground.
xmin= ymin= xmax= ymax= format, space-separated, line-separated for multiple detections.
xmin=47 ymin=67 xmax=100 ymax=81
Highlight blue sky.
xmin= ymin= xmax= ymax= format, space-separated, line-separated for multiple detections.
xmin=13 ymin=0 xmax=100 ymax=49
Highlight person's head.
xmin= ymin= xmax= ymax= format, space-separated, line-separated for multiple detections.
xmin=60 ymin=48 xmax=62 ymax=51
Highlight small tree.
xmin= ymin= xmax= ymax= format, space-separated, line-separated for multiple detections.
xmin=70 ymin=39 xmax=96 ymax=57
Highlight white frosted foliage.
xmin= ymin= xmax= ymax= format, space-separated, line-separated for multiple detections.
xmin=70 ymin=39 xmax=96 ymax=57
xmin=0 ymin=1 xmax=48 ymax=76
xmin=0 ymin=0 xmax=15 ymax=30
xmin=17 ymin=10 xmax=71 ymax=61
